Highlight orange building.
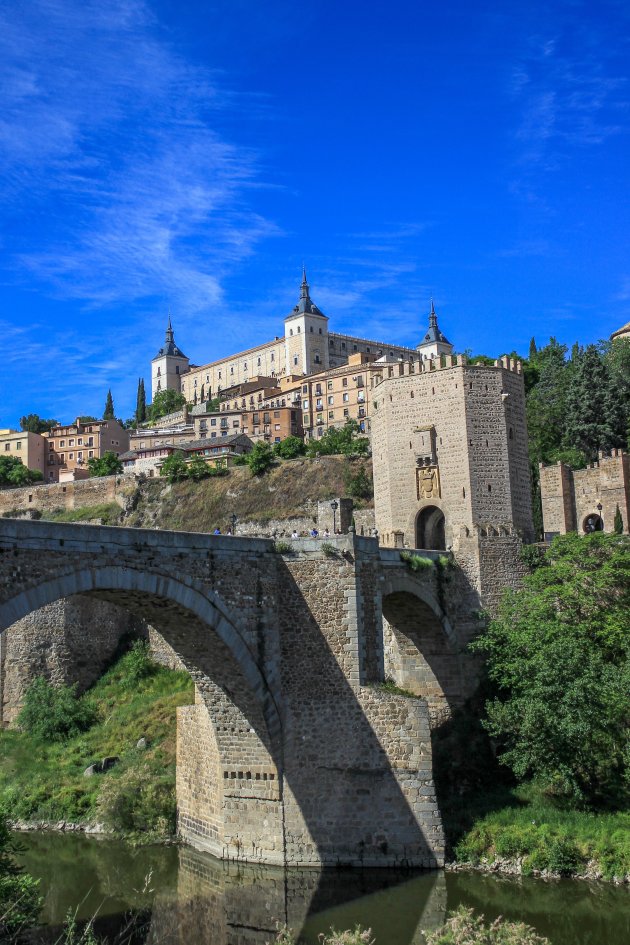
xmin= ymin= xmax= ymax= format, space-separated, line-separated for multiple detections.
xmin=44 ymin=419 xmax=129 ymax=482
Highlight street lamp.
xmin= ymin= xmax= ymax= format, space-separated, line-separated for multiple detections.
xmin=230 ymin=513 xmax=237 ymax=535
xmin=596 ymin=502 xmax=603 ymax=530
xmin=330 ymin=499 xmax=339 ymax=534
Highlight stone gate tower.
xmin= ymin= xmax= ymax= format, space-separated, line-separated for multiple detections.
xmin=371 ymin=354 xmax=534 ymax=552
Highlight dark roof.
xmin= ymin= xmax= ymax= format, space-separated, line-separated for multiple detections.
xmin=180 ymin=433 xmax=253 ymax=451
xmin=420 ymin=302 xmax=451 ymax=347
xmin=153 ymin=316 xmax=188 ymax=360
xmin=287 ymin=268 xmax=327 ymax=320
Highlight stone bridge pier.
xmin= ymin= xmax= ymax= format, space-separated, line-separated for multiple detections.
xmin=0 ymin=520 xmax=485 ymax=868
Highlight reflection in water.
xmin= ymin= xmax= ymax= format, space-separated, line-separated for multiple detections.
xmin=17 ymin=832 xmax=630 ymax=945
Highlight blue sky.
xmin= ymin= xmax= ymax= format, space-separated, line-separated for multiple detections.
xmin=1 ymin=0 xmax=629 ymax=426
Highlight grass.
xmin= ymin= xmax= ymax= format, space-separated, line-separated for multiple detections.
xmin=450 ymin=782 xmax=630 ymax=881
xmin=0 ymin=647 xmax=193 ymax=839
xmin=43 ymin=504 xmax=122 ymax=525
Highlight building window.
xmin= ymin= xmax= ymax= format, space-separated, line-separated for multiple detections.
xmin=69 ymin=439 xmax=75 ymax=446
xmin=271 ymin=353 xmax=275 ymax=362
xmin=310 ymin=326 xmax=313 ymax=333
xmin=89 ymin=450 xmax=94 ymax=458
xmin=314 ymin=355 xmax=320 ymax=363
xmin=328 ymin=411 xmax=334 ymax=419
xmin=342 ymin=378 xmax=348 ymax=387
xmin=293 ymin=355 xmax=299 ymax=365
xmin=343 ymin=408 xmax=349 ymax=417
xmin=328 ymin=396 xmax=334 ymax=405
xmin=290 ymin=329 xmax=293 ymax=336
xmin=4 ymin=443 xmax=9 ymax=452
xmin=297 ymin=326 xmax=301 ymax=334
xmin=60 ymin=440 xmax=65 ymax=447
xmin=343 ymin=392 xmax=349 ymax=402
xmin=274 ymin=411 xmax=280 ymax=418
xmin=342 ymin=342 xmax=346 ymax=349
xmin=69 ymin=452 xmax=74 ymax=459
xmin=230 ymin=366 xmax=234 ymax=374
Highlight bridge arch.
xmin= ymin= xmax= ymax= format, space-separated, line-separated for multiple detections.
xmin=379 ymin=571 xmax=462 ymax=726
xmin=0 ymin=564 xmax=282 ymax=745
xmin=0 ymin=563 xmax=286 ymax=862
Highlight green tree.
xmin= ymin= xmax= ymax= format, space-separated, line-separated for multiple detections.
xmin=87 ymin=451 xmax=123 ymax=477
xmin=136 ymin=378 xmax=147 ymax=426
xmin=563 ymin=344 xmax=624 ymax=461
xmin=103 ymin=388 xmax=115 ymax=420
xmin=19 ymin=414 xmax=58 ymax=433
xmin=0 ymin=456 xmax=43 ymax=488
xmin=147 ymin=389 xmax=186 ymax=423
xmin=77 ymin=416 xmax=97 ymax=424
xmin=529 ymin=337 xmax=538 ymax=360
xmin=603 ymin=336 xmax=630 ymax=449
xmin=247 ymin=441 xmax=275 ymax=475
xmin=159 ymin=450 xmax=189 ymax=482
xmin=472 ymin=533 xmax=630 ymax=806
xmin=187 ymin=453 xmax=212 ymax=481
xmin=306 ymin=420 xmax=369 ymax=457
xmin=613 ymin=505 xmax=624 ymax=535
xmin=273 ymin=435 xmax=306 ymax=459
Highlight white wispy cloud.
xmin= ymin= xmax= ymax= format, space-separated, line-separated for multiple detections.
xmin=0 ymin=0 xmax=275 ymax=315
xmin=508 ymin=17 xmax=629 ymax=186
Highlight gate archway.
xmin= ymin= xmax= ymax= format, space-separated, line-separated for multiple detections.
xmin=415 ymin=506 xmax=446 ymax=550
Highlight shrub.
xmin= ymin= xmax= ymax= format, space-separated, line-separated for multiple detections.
xmin=18 ymin=678 xmax=95 ymax=742
xmin=274 ymin=436 xmax=306 ymax=459
xmin=400 ymin=550 xmax=434 ymax=571
xmin=273 ymin=541 xmax=293 ymax=554
xmin=321 ymin=542 xmax=336 ymax=557
xmin=343 ymin=464 xmax=373 ymax=500
xmin=247 ymin=442 xmax=275 ymax=475
xmin=269 ymin=929 xmax=374 ymax=945
xmin=0 ymin=813 xmax=41 ymax=939
xmin=86 ymin=451 xmax=124 ymax=477
xmin=159 ymin=451 xmax=189 ymax=483
xmin=96 ymin=764 xmax=176 ymax=836
xmin=118 ymin=641 xmax=156 ymax=690
xmin=425 ymin=906 xmax=549 ymax=945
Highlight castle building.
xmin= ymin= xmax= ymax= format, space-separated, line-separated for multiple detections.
xmin=371 ymin=355 xmax=533 ymax=549
xmin=540 ymin=450 xmax=629 ymax=537
xmin=151 ymin=270 xmax=419 ymax=402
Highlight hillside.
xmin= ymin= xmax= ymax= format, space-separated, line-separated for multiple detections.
xmin=124 ymin=455 xmax=373 ymax=532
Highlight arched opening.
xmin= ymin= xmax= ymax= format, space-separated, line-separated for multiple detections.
xmin=382 ymin=590 xmax=460 ymax=727
xmin=583 ymin=513 xmax=603 ymax=533
xmin=415 ymin=505 xmax=446 ymax=550
xmin=0 ymin=568 xmax=284 ymax=864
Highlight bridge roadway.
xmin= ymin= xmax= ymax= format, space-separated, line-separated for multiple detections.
xmin=0 ymin=518 xmax=474 ymax=868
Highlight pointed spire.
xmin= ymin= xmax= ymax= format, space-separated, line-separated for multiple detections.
xmin=165 ymin=311 xmax=174 ymax=344
xmin=300 ymin=265 xmax=309 ymax=300
xmin=429 ymin=298 xmax=437 ymax=329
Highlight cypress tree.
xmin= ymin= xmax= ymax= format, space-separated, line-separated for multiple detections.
xmin=136 ymin=378 xmax=146 ymax=425
xmin=613 ymin=505 xmax=624 ymax=535
xmin=103 ymin=389 xmax=115 ymax=421
xmin=528 ymin=336 xmax=538 ymax=360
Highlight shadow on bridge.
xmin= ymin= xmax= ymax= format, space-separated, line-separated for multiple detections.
xmin=0 ymin=519 xmax=444 ymax=875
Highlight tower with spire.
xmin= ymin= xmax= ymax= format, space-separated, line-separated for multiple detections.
xmin=283 ymin=267 xmax=330 ymax=374
xmin=416 ymin=301 xmax=453 ymax=361
xmin=151 ymin=314 xmax=190 ymax=399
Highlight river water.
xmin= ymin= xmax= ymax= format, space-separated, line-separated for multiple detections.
xmin=16 ymin=832 xmax=629 ymax=945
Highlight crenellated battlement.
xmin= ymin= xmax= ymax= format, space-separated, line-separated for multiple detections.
xmin=374 ymin=353 xmax=522 ymax=385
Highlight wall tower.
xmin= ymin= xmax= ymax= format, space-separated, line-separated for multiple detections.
xmin=283 ymin=269 xmax=330 ymax=375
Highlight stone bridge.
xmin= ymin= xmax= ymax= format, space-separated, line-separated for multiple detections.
xmin=0 ymin=519 xmax=483 ymax=869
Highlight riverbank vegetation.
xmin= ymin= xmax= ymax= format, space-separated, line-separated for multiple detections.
xmin=439 ymin=532 xmax=629 ymax=881
xmin=0 ymin=643 xmax=193 ymax=838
